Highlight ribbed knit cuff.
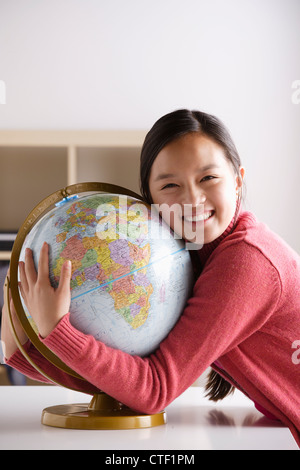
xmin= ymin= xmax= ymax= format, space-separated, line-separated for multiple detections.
xmin=5 ymin=341 xmax=53 ymax=383
xmin=42 ymin=313 xmax=88 ymax=363
xmin=5 ymin=342 xmax=33 ymax=374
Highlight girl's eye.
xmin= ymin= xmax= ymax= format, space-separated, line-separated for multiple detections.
xmin=161 ymin=183 xmax=179 ymax=190
xmin=201 ymin=175 xmax=215 ymax=182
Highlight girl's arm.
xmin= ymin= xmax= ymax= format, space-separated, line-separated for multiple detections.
xmin=5 ymin=340 xmax=101 ymax=395
xmin=19 ymin=240 xmax=281 ymax=414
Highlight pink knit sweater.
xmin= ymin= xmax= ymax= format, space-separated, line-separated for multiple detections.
xmin=6 ymin=212 xmax=300 ymax=446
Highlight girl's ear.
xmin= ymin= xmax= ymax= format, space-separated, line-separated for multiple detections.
xmin=236 ymin=166 xmax=245 ymax=190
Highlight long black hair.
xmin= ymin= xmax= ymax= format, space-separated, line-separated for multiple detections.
xmin=139 ymin=109 xmax=243 ymax=401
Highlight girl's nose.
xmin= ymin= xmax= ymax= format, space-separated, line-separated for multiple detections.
xmin=183 ymin=185 xmax=206 ymax=206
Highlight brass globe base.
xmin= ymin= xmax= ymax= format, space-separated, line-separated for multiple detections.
xmin=41 ymin=392 xmax=166 ymax=430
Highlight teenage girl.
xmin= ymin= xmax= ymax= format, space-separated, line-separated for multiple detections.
xmin=2 ymin=109 xmax=300 ymax=446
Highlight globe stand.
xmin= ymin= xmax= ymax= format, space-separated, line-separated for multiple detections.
xmin=41 ymin=392 xmax=166 ymax=430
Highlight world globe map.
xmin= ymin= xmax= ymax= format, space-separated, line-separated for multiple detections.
xmin=18 ymin=191 xmax=194 ymax=357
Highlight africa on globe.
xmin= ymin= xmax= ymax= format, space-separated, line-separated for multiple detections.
xmin=19 ymin=188 xmax=194 ymax=357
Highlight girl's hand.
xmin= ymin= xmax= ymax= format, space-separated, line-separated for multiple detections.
xmin=19 ymin=242 xmax=72 ymax=338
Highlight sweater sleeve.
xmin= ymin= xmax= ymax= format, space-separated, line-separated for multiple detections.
xmin=5 ymin=340 xmax=101 ymax=395
xmin=42 ymin=241 xmax=281 ymax=414
xmin=5 ymin=342 xmax=54 ymax=384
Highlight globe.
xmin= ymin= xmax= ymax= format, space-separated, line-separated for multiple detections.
xmin=19 ymin=189 xmax=194 ymax=357
xmin=7 ymin=183 xmax=194 ymax=430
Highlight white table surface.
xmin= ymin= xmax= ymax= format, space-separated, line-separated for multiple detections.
xmin=0 ymin=385 xmax=297 ymax=450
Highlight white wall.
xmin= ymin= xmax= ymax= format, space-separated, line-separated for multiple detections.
xmin=1 ymin=0 xmax=300 ymax=251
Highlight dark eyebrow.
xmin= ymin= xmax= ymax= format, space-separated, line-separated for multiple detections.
xmin=153 ymin=164 xmax=220 ymax=182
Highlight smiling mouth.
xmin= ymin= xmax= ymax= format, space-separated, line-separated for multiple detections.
xmin=183 ymin=210 xmax=215 ymax=223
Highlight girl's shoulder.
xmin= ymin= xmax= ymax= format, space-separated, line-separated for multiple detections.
xmin=218 ymin=211 xmax=300 ymax=283
xmin=235 ymin=211 xmax=299 ymax=261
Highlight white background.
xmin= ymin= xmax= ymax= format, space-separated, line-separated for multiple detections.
xmin=0 ymin=0 xmax=300 ymax=251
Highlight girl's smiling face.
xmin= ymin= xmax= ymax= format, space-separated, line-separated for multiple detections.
xmin=149 ymin=133 xmax=244 ymax=245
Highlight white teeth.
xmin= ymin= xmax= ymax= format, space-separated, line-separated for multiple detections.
xmin=184 ymin=211 xmax=213 ymax=222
